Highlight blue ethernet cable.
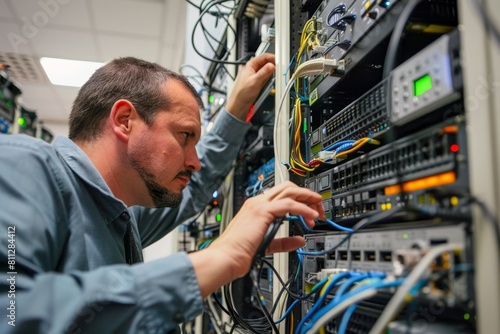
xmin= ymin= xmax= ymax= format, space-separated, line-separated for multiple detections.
xmin=301 ymin=279 xmax=404 ymax=334
xmin=295 ymin=272 xmax=355 ymax=334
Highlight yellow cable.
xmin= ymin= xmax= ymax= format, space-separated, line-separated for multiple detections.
xmin=336 ymin=138 xmax=381 ymax=158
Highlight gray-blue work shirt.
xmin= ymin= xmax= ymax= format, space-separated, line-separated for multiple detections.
xmin=0 ymin=109 xmax=250 ymax=333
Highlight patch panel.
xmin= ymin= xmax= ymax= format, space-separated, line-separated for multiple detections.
xmin=312 ymin=29 xmax=462 ymax=160
xmin=309 ymin=117 xmax=469 ymax=225
xmin=315 ymin=78 xmax=389 ymax=152
xmin=301 ymin=221 xmax=473 ymax=333
xmin=324 ymin=0 xmax=399 ymax=61
xmin=302 ymin=222 xmax=470 ymax=290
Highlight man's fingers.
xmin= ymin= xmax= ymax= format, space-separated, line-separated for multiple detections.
xmin=248 ymin=53 xmax=275 ymax=71
xmin=255 ymin=62 xmax=275 ymax=82
xmin=261 ymin=198 xmax=320 ymax=223
xmin=259 ymin=181 xmax=325 ymax=219
xmin=267 ymin=236 xmax=305 ymax=254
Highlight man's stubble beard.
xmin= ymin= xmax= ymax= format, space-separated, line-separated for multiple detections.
xmin=129 ymin=158 xmax=184 ymax=208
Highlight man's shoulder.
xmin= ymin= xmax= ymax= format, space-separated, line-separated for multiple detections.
xmin=0 ymin=134 xmax=63 ymax=169
xmin=0 ymin=134 xmax=56 ymax=154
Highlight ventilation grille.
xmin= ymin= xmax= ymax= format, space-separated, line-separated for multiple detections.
xmin=0 ymin=53 xmax=49 ymax=84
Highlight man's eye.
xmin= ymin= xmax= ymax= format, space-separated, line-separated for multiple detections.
xmin=182 ymin=132 xmax=190 ymax=140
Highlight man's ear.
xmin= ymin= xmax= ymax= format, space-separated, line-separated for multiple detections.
xmin=109 ymin=99 xmax=137 ymax=143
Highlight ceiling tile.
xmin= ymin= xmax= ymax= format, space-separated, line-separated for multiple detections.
xmin=0 ymin=1 xmax=14 ymax=19
xmin=98 ymin=34 xmax=159 ymax=62
xmin=6 ymin=0 xmax=45 ymax=19
xmin=0 ymin=0 xmax=188 ymax=127
xmin=91 ymin=0 xmax=163 ymax=36
xmin=45 ymin=0 xmax=92 ymax=29
xmin=30 ymin=27 xmax=99 ymax=61
xmin=0 ymin=22 xmax=33 ymax=54
xmin=8 ymin=0 xmax=91 ymax=29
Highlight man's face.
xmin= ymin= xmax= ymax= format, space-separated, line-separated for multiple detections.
xmin=128 ymin=80 xmax=202 ymax=208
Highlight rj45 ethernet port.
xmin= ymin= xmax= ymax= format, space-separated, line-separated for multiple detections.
xmin=379 ymin=251 xmax=393 ymax=262
xmin=364 ymin=251 xmax=376 ymax=262
xmin=338 ymin=251 xmax=348 ymax=261
xmin=350 ymin=250 xmax=361 ymax=261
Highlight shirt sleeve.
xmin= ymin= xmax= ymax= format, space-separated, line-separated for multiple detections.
xmin=0 ymin=138 xmax=202 ymax=333
xmin=136 ymin=109 xmax=252 ymax=247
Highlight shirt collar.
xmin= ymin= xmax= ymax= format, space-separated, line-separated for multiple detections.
xmin=52 ymin=136 xmax=128 ymax=224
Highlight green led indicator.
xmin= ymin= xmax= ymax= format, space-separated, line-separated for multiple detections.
xmin=403 ymin=233 xmax=409 ymax=239
xmin=414 ymin=74 xmax=433 ymax=97
xmin=208 ymin=95 xmax=215 ymax=103
xmin=17 ymin=117 xmax=26 ymax=127
xmin=6 ymin=101 xmax=12 ymax=107
xmin=464 ymin=313 xmax=470 ymax=320
xmin=216 ymin=213 xmax=221 ymax=222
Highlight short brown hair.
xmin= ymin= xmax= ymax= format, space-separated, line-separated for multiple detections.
xmin=69 ymin=57 xmax=203 ymax=141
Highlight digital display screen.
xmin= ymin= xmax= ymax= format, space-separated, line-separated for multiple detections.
xmin=414 ymin=74 xmax=433 ymax=97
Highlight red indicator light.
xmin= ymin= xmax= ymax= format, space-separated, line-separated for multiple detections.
xmin=213 ymin=200 xmax=218 ymax=206
xmin=450 ymin=144 xmax=459 ymax=153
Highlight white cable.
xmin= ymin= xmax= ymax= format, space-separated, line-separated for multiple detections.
xmin=274 ymin=76 xmax=296 ymax=181
xmin=368 ymin=243 xmax=461 ymax=334
xmin=274 ymin=58 xmax=345 ymax=181
xmin=305 ymin=289 xmax=377 ymax=334
xmin=207 ymin=295 xmax=223 ymax=334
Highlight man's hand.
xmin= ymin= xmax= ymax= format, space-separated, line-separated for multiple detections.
xmin=189 ymin=181 xmax=324 ymax=297
xmin=226 ymin=53 xmax=275 ymax=120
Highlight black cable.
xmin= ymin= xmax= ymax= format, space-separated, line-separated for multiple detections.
xmin=212 ymin=292 xmax=231 ymax=316
xmin=471 ymin=0 xmax=500 ymax=45
xmin=261 ymin=258 xmax=321 ymax=301
xmin=191 ymin=0 xmax=249 ymax=65
xmin=179 ymin=64 xmax=205 ymax=80
xmin=199 ymin=12 xmax=234 ymax=56
xmin=469 ymin=196 xmax=500 ymax=250
xmin=253 ymin=218 xmax=285 ymax=265
xmin=224 ymin=282 xmax=261 ymax=334
xmin=201 ymin=0 xmax=236 ymax=11
xmin=195 ymin=1 xmax=238 ymax=67
xmin=185 ymin=0 xmax=200 ymax=9
xmin=270 ymin=272 xmax=294 ymax=316
xmin=223 ymin=284 xmax=250 ymax=332
xmin=427 ymin=188 xmax=500 ymax=254
xmin=383 ymin=0 xmax=424 ymax=79
xmin=250 ymin=267 xmax=280 ymax=334
xmin=219 ymin=60 xmax=237 ymax=81
xmin=275 ymin=276 xmax=311 ymax=325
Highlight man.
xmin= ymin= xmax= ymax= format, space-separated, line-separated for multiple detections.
xmin=0 ymin=54 xmax=324 ymax=333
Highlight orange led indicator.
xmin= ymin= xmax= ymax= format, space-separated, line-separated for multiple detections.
xmin=384 ymin=171 xmax=457 ymax=195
